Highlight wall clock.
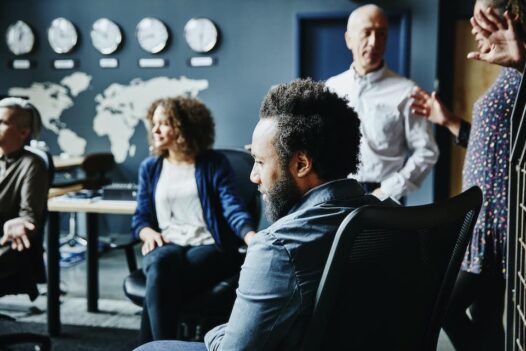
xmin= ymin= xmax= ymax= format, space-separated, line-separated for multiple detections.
xmin=91 ymin=18 xmax=122 ymax=55
xmin=6 ymin=20 xmax=35 ymax=55
xmin=48 ymin=17 xmax=78 ymax=54
xmin=136 ymin=17 xmax=169 ymax=54
xmin=184 ymin=18 xmax=218 ymax=53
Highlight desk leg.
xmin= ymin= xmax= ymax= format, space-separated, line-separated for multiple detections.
xmin=47 ymin=211 xmax=61 ymax=336
xmin=86 ymin=213 xmax=98 ymax=312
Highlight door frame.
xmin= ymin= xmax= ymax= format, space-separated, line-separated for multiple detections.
xmin=294 ymin=10 xmax=412 ymax=79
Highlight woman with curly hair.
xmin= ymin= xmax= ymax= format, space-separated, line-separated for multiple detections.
xmin=132 ymin=97 xmax=256 ymax=343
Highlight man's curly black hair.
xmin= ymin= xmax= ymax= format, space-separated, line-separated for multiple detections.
xmin=260 ymin=78 xmax=361 ymax=181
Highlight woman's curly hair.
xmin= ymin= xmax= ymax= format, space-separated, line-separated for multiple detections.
xmin=478 ymin=0 xmax=526 ymax=34
xmin=145 ymin=96 xmax=215 ymax=157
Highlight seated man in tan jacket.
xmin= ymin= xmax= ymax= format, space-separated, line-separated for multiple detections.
xmin=0 ymin=97 xmax=49 ymax=300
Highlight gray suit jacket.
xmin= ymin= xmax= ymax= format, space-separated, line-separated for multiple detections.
xmin=0 ymin=148 xmax=49 ymax=298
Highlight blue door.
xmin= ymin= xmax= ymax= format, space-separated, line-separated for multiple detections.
xmin=296 ymin=11 xmax=411 ymax=80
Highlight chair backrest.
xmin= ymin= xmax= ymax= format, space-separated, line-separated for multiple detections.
xmin=24 ymin=145 xmax=54 ymax=186
xmin=301 ymin=186 xmax=482 ymax=351
xmin=216 ymin=148 xmax=261 ymax=225
xmin=81 ymin=152 xmax=115 ymax=189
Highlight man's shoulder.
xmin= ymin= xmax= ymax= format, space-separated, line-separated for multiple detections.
xmin=20 ymin=149 xmax=47 ymax=171
xmin=325 ymin=69 xmax=352 ymax=89
xmin=380 ymin=68 xmax=415 ymax=91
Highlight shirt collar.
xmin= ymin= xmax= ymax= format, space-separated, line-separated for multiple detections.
xmin=350 ymin=62 xmax=387 ymax=84
xmin=287 ymin=178 xmax=365 ymax=215
xmin=0 ymin=148 xmax=24 ymax=165
xmin=0 ymin=148 xmax=24 ymax=178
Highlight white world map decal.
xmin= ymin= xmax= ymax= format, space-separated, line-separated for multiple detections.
xmin=8 ymin=72 xmax=209 ymax=162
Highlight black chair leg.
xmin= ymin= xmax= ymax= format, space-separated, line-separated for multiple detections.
xmin=124 ymin=246 xmax=138 ymax=273
xmin=0 ymin=312 xmax=16 ymax=321
xmin=0 ymin=333 xmax=51 ymax=351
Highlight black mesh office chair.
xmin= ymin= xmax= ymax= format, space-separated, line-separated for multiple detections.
xmin=122 ymin=148 xmax=261 ymax=340
xmin=0 ymin=146 xmax=54 ymax=351
xmin=301 ymin=186 xmax=482 ymax=351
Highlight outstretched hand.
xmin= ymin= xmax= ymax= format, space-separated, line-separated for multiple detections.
xmin=468 ymin=7 xmax=526 ymax=71
xmin=0 ymin=218 xmax=35 ymax=251
xmin=410 ymin=87 xmax=461 ymax=137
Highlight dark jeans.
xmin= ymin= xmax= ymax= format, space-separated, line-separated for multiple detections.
xmin=443 ymin=269 xmax=505 ymax=351
xmin=139 ymin=243 xmax=242 ymax=344
xmin=134 ymin=340 xmax=206 ymax=351
xmin=0 ymin=247 xmax=38 ymax=299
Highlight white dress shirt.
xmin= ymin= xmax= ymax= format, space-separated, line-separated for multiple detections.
xmin=155 ymin=159 xmax=214 ymax=246
xmin=325 ymin=64 xmax=439 ymax=199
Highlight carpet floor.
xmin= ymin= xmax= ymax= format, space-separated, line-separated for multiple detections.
xmin=0 ymin=294 xmax=141 ymax=350
xmin=0 ymin=320 xmax=139 ymax=351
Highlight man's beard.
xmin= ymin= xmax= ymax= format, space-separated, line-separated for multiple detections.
xmin=264 ymin=169 xmax=302 ymax=223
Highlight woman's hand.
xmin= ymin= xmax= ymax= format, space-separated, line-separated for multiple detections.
xmin=468 ymin=7 xmax=526 ymax=71
xmin=139 ymin=227 xmax=169 ymax=255
xmin=410 ymin=87 xmax=461 ymax=137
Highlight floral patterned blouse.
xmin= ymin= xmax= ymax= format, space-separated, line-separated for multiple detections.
xmin=462 ymin=67 xmax=522 ymax=275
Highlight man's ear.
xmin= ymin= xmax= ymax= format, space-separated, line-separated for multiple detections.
xmin=344 ymin=31 xmax=353 ymax=50
xmin=290 ymin=151 xmax=312 ymax=178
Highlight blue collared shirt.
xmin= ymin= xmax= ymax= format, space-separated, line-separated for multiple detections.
xmin=205 ymin=179 xmax=378 ymax=351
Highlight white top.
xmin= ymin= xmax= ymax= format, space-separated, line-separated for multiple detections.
xmin=325 ymin=64 xmax=439 ymax=199
xmin=155 ymin=159 xmax=214 ymax=246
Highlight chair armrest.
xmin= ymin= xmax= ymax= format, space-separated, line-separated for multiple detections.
xmin=109 ymin=238 xmax=141 ymax=273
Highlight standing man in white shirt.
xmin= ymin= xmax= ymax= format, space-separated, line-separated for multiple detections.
xmin=326 ymin=4 xmax=438 ymax=200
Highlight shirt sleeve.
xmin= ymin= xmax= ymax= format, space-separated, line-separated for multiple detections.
xmin=214 ymin=155 xmax=256 ymax=240
xmin=18 ymin=157 xmax=49 ymax=238
xmin=204 ymin=234 xmax=300 ymax=351
xmin=131 ymin=160 xmax=157 ymax=238
xmin=454 ymin=120 xmax=471 ymax=148
xmin=379 ymin=93 xmax=439 ymax=199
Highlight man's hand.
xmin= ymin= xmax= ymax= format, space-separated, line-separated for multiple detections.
xmin=139 ymin=228 xmax=169 ymax=256
xmin=410 ymin=87 xmax=462 ymax=137
xmin=0 ymin=218 xmax=35 ymax=251
xmin=467 ymin=7 xmax=526 ymax=71
xmin=243 ymin=231 xmax=256 ymax=246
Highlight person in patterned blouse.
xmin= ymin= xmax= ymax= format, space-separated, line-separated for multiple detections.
xmin=410 ymin=1 xmax=525 ymax=349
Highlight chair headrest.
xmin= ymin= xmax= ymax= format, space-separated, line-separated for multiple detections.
xmin=81 ymin=153 xmax=115 ymax=175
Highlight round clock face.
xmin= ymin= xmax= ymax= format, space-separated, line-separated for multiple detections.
xmin=48 ymin=17 xmax=78 ymax=54
xmin=91 ymin=18 xmax=122 ymax=55
xmin=136 ymin=17 xmax=169 ymax=54
xmin=6 ymin=20 xmax=35 ymax=55
xmin=184 ymin=18 xmax=218 ymax=53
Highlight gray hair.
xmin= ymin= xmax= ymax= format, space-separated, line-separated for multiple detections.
xmin=0 ymin=97 xmax=42 ymax=139
xmin=347 ymin=4 xmax=386 ymax=32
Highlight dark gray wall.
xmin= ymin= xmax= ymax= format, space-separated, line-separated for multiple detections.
xmin=0 ymin=0 xmax=440 ymax=211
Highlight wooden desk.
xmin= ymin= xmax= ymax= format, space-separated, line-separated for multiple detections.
xmin=48 ymin=184 xmax=84 ymax=199
xmin=46 ymin=196 xmax=136 ymax=336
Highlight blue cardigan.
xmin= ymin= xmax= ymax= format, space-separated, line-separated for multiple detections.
xmin=131 ymin=150 xmax=256 ymax=251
